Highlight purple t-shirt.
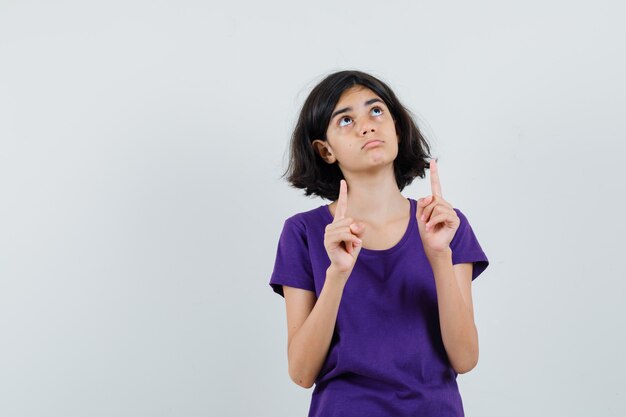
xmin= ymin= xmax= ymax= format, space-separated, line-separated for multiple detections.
xmin=269 ymin=197 xmax=489 ymax=417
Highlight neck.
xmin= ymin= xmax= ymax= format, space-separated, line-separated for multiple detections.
xmin=333 ymin=166 xmax=409 ymax=224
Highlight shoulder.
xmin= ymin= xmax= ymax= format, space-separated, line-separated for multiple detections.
xmin=449 ymin=207 xmax=471 ymax=245
xmin=284 ymin=204 xmax=330 ymax=231
xmin=452 ymin=207 xmax=466 ymax=217
xmin=452 ymin=207 xmax=467 ymax=223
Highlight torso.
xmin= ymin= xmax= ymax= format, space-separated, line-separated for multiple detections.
xmin=327 ymin=198 xmax=411 ymax=251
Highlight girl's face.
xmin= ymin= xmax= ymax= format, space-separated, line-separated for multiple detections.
xmin=313 ymin=85 xmax=399 ymax=173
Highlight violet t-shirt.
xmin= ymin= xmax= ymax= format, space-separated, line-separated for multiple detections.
xmin=269 ymin=197 xmax=489 ymax=417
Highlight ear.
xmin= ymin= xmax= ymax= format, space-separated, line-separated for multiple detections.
xmin=312 ymin=139 xmax=336 ymax=164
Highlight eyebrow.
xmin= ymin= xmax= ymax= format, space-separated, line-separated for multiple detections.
xmin=330 ymin=98 xmax=384 ymax=121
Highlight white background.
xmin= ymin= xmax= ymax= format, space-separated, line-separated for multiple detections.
xmin=1 ymin=0 xmax=625 ymax=416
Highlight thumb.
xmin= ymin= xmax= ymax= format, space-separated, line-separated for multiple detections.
xmin=352 ymin=239 xmax=363 ymax=259
xmin=418 ymin=195 xmax=432 ymax=206
xmin=416 ymin=196 xmax=432 ymax=222
xmin=350 ymin=222 xmax=365 ymax=236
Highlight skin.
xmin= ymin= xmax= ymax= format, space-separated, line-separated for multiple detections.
xmin=284 ymin=86 xmax=478 ymax=388
xmin=312 ymin=85 xmax=406 ymax=230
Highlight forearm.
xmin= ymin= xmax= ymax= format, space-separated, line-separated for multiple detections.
xmin=428 ymin=248 xmax=478 ymax=374
xmin=288 ymin=266 xmax=346 ymax=388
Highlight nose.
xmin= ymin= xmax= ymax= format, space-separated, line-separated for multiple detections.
xmin=359 ymin=120 xmax=376 ymax=136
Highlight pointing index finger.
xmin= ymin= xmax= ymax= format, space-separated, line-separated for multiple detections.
xmin=430 ymin=159 xmax=443 ymax=197
xmin=335 ymin=179 xmax=348 ymax=220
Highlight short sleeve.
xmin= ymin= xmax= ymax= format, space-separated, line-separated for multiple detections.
xmin=449 ymin=208 xmax=490 ymax=281
xmin=269 ymin=218 xmax=316 ymax=297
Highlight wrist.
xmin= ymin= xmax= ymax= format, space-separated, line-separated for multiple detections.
xmin=327 ymin=264 xmax=350 ymax=282
xmin=425 ymin=247 xmax=452 ymax=263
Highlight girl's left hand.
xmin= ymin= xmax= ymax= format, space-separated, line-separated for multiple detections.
xmin=416 ymin=159 xmax=460 ymax=256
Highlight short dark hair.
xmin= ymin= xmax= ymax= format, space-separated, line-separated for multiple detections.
xmin=281 ymin=70 xmax=433 ymax=201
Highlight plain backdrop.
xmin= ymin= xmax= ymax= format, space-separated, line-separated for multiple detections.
xmin=1 ymin=0 xmax=625 ymax=416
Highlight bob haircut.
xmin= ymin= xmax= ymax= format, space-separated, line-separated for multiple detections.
xmin=282 ymin=70 xmax=433 ymax=201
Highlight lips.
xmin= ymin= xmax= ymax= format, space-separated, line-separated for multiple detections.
xmin=362 ymin=140 xmax=384 ymax=149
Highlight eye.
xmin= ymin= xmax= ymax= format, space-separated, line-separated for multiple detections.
xmin=371 ymin=106 xmax=383 ymax=116
xmin=338 ymin=116 xmax=353 ymax=127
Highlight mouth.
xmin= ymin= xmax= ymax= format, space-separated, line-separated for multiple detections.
xmin=362 ymin=140 xmax=384 ymax=150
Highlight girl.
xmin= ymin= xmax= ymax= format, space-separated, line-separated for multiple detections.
xmin=269 ymin=70 xmax=489 ymax=416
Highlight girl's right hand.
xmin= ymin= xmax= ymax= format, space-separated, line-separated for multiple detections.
xmin=324 ymin=179 xmax=365 ymax=279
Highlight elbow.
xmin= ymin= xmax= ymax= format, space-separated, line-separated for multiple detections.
xmin=288 ymin=366 xmax=315 ymax=389
xmin=287 ymin=346 xmax=319 ymax=388
xmin=288 ymin=354 xmax=315 ymax=388
xmin=292 ymin=376 xmax=314 ymax=389
xmin=454 ymin=359 xmax=477 ymax=374
xmin=453 ymin=349 xmax=479 ymax=374
xmin=453 ymin=354 xmax=478 ymax=374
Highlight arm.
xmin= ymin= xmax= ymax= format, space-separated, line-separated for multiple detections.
xmin=283 ymin=266 xmax=347 ymax=388
xmin=428 ymin=248 xmax=479 ymax=374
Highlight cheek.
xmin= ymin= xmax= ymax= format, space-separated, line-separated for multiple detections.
xmin=383 ymin=119 xmax=398 ymax=136
xmin=389 ymin=123 xmax=397 ymax=134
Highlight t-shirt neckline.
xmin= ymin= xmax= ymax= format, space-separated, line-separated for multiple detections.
xmin=321 ymin=197 xmax=416 ymax=257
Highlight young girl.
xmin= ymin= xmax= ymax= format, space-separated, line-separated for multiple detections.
xmin=269 ymin=70 xmax=489 ymax=416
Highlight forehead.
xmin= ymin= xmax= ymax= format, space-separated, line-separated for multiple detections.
xmin=333 ymin=85 xmax=383 ymax=108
